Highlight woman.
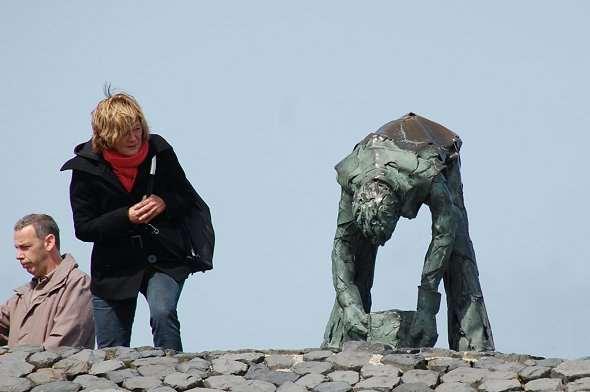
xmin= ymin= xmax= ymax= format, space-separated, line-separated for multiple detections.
xmin=61 ymin=91 xmax=212 ymax=350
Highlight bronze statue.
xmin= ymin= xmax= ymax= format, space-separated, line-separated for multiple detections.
xmin=322 ymin=113 xmax=494 ymax=351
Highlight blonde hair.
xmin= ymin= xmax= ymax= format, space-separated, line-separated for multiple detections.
xmin=91 ymin=89 xmax=149 ymax=152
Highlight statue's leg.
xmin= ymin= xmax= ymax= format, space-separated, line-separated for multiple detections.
xmin=443 ymin=159 xmax=495 ymax=351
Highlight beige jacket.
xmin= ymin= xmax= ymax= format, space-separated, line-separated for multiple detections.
xmin=0 ymin=254 xmax=94 ymax=348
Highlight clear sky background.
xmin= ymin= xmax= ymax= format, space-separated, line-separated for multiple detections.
xmin=1 ymin=1 xmax=589 ymax=358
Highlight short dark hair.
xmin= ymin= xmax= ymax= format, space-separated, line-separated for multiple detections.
xmin=14 ymin=214 xmax=60 ymax=250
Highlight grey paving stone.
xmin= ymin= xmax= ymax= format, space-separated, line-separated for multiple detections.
xmin=28 ymin=351 xmax=61 ymax=368
xmin=148 ymin=387 xmax=177 ymax=392
xmin=524 ymin=378 xmax=562 ymax=391
xmin=163 ymin=371 xmax=201 ymax=390
xmin=219 ymin=353 xmax=265 ymax=364
xmin=30 ymin=380 xmax=81 ymax=392
xmin=109 ymin=347 xmax=141 ymax=363
xmin=534 ymin=359 xmax=563 ymax=368
xmin=295 ymin=374 xmax=327 ymax=388
xmin=566 ymin=376 xmax=590 ymax=391
xmin=427 ymin=358 xmax=467 ymax=373
xmin=441 ymin=367 xmax=491 ymax=386
xmin=327 ymin=370 xmax=359 ymax=385
xmin=133 ymin=357 xmax=179 ymax=367
xmin=10 ymin=345 xmax=44 ymax=354
xmin=122 ymin=376 xmax=162 ymax=390
xmin=265 ymin=355 xmax=297 ymax=370
xmin=474 ymin=357 xmax=526 ymax=373
xmin=89 ymin=359 xmax=125 ymax=375
xmin=177 ymin=357 xmax=211 ymax=373
xmin=435 ymin=382 xmax=476 ymax=392
xmin=0 ymin=355 xmax=35 ymax=378
xmin=327 ymin=352 xmax=372 ymax=371
xmin=277 ymin=381 xmax=307 ymax=392
xmin=341 ymin=342 xmax=391 ymax=355
xmin=484 ymin=371 xmax=519 ymax=381
xmin=212 ymin=358 xmax=248 ymax=375
xmin=360 ymin=364 xmax=401 ymax=378
xmin=233 ymin=380 xmax=277 ymax=392
xmin=518 ymin=366 xmax=551 ymax=383
xmin=204 ymin=375 xmax=248 ymax=390
xmin=0 ymin=376 xmax=34 ymax=392
xmin=53 ymin=349 xmax=106 ymax=377
xmin=185 ymin=388 xmax=225 ymax=392
xmin=244 ymin=364 xmax=299 ymax=386
xmin=292 ymin=361 xmax=333 ymax=375
xmin=381 ymin=355 xmax=427 ymax=371
xmin=553 ymin=360 xmax=590 ymax=381
xmin=313 ymin=381 xmax=352 ymax=392
xmin=477 ymin=379 xmax=521 ymax=392
xmin=46 ymin=347 xmax=81 ymax=358
xmin=105 ymin=368 xmax=140 ymax=384
xmin=354 ymin=376 xmax=401 ymax=391
xmin=401 ymin=369 xmax=439 ymax=388
xmin=139 ymin=349 xmax=166 ymax=358
xmin=391 ymin=383 xmax=432 ymax=392
xmin=304 ymin=351 xmax=335 ymax=362
xmin=138 ymin=364 xmax=176 ymax=380
xmin=27 ymin=368 xmax=67 ymax=385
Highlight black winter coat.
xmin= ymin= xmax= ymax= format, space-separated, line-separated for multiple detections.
xmin=61 ymin=134 xmax=213 ymax=300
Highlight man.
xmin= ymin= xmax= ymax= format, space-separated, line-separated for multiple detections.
xmin=322 ymin=113 xmax=494 ymax=351
xmin=0 ymin=214 xmax=94 ymax=348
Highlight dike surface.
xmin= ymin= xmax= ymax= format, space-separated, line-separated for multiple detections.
xmin=1 ymin=342 xmax=590 ymax=392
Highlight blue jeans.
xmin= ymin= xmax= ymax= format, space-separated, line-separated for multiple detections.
xmin=92 ymin=270 xmax=185 ymax=351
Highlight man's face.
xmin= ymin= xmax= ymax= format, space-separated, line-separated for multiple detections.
xmin=112 ymin=120 xmax=143 ymax=156
xmin=373 ymin=203 xmax=400 ymax=246
xmin=14 ymin=225 xmax=52 ymax=278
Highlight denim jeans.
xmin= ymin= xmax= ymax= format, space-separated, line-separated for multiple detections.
xmin=92 ymin=270 xmax=185 ymax=351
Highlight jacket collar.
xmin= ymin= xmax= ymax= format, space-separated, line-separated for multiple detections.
xmin=14 ymin=254 xmax=78 ymax=301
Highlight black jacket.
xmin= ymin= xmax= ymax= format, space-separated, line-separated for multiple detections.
xmin=61 ymin=134 xmax=213 ymax=300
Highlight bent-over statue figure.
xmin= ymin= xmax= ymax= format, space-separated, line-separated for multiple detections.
xmin=322 ymin=113 xmax=494 ymax=351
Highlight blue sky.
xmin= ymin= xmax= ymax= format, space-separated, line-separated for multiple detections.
xmin=1 ymin=1 xmax=589 ymax=358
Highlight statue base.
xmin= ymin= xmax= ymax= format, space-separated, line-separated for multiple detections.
xmin=368 ymin=309 xmax=415 ymax=348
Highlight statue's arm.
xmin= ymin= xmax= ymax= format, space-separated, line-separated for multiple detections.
xmin=422 ymin=175 xmax=458 ymax=291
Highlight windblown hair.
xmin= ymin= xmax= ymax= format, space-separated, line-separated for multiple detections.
xmin=91 ymin=86 xmax=149 ymax=152
xmin=14 ymin=213 xmax=60 ymax=250
xmin=352 ymin=180 xmax=398 ymax=245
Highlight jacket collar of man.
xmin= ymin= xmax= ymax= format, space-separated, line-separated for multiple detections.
xmin=14 ymin=254 xmax=78 ymax=304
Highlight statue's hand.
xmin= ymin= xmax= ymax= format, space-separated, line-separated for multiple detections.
xmin=342 ymin=304 xmax=369 ymax=339
xmin=409 ymin=310 xmax=438 ymax=347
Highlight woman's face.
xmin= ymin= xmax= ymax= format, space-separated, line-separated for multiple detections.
xmin=112 ymin=121 xmax=143 ymax=156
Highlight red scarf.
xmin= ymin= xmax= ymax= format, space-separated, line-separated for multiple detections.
xmin=102 ymin=142 xmax=149 ymax=192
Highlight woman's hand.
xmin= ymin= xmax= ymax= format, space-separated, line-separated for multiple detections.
xmin=128 ymin=195 xmax=167 ymax=224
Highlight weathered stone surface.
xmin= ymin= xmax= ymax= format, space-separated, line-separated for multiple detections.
xmin=553 ymin=360 xmax=590 ymax=381
xmin=220 ymin=353 xmax=265 ymax=364
xmin=185 ymin=388 xmax=224 ymax=392
xmin=292 ymin=361 xmax=333 ymax=375
xmin=401 ymin=369 xmax=439 ymax=388
xmin=149 ymin=387 xmax=177 ymax=392
xmin=381 ymin=355 xmax=427 ymax=371
xmin=327 ymin=370 xmax=359 ymax=385
xmin=534 ymin=359 xmax=563 ymax=368
xmin=441 ymin=367 xmax=491 ymax=386
xmin=105 ymin=368 xmax=140 ymax=384
xmin=212 ymin=359 xmax=248 ymax=375
xmin=46 ymin=347 xmax=80 ymax=358
xmin=73 ymin=374 xmax=118 ymax=390
xmin=295 ymin=374 xmax=327 ymax=388
xmin=244 ymin=364 xmax=299 ymax=385
xmin=483 ymin=371 xmax=519 ymax=381
xmin=138 ymin=364 xmax=176 ymax=380
xmin=233 ymin=380 xmax=277 ymax=392
xmin=474 ymin=358 xmax=526 ymax=373
xmin=138 ymin=348 xmax=165 ymax=358
xmin=0 ymin=376 xmax=34 ymax=392
xmin=277 ymin=381 xmax=307 ymax=392
xmin=518 ymin=366 xmax=551 ymax=382
xmin=28 ymin=351 xmax=61 ymax=368
xmin=360 ymin=364 xmax=401 ymax=378
xmin=0 ymin=357 xmax=35 ymax=378
xmin=354 ymin=376 xmax=400 ymax=391
xmin=524 ymin=378 xmax=562 ymax=391
xmin=313 ymin=381 xmax=352 ymax=392
xmin=327 ymin=352 xmax=372 ymax=371
xmin=434 ymin=382 xmax=476 ymax=392
xmin=53 ymin=349 xmax=105 ymax=377
xmin=30 ymin=380 xmax=81 ymax=392
xmin=89 ymin=359 xmax=125 ymax=375
xmin=204 ymin=375 xmax=248 ymax=390
xmin=177 ymin=357 xmax=211 ymax=373
xmin=478 ymin=379 xmax=521 ymax=392
xmin=265 ymin=355 xmax=297 ymax=370
xmin=10 ymin=345 xmax=44 ymax=354
xmin=122 ymin=376 xmax=162 ymax=390
xmin=133 ymin=357 xmax=179 ymax=367
xmin=304 ymin=351 xmax=335 ymax=362
xmin=427 ymin=357 xmax=467 ymax=373
xmin=163 ymin=371 xmax=202 ymax=390
xmin=27 ymin=368 xmax=67 ymax=385
xmin=391 ymin=384 xmax=431 ymax=392
xmin=341 ymin=342 xmax=391 ymax=355
xmin=566 ymin=377 xmax=590 ymax=391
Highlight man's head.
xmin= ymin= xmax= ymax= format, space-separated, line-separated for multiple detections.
xmin=14 ymin=214 xmax=61 ymax=278
xmin=352 ymin=180 xmax=400 ymax=246
xmin=91 ymin=88 xmax=149 ymax=155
